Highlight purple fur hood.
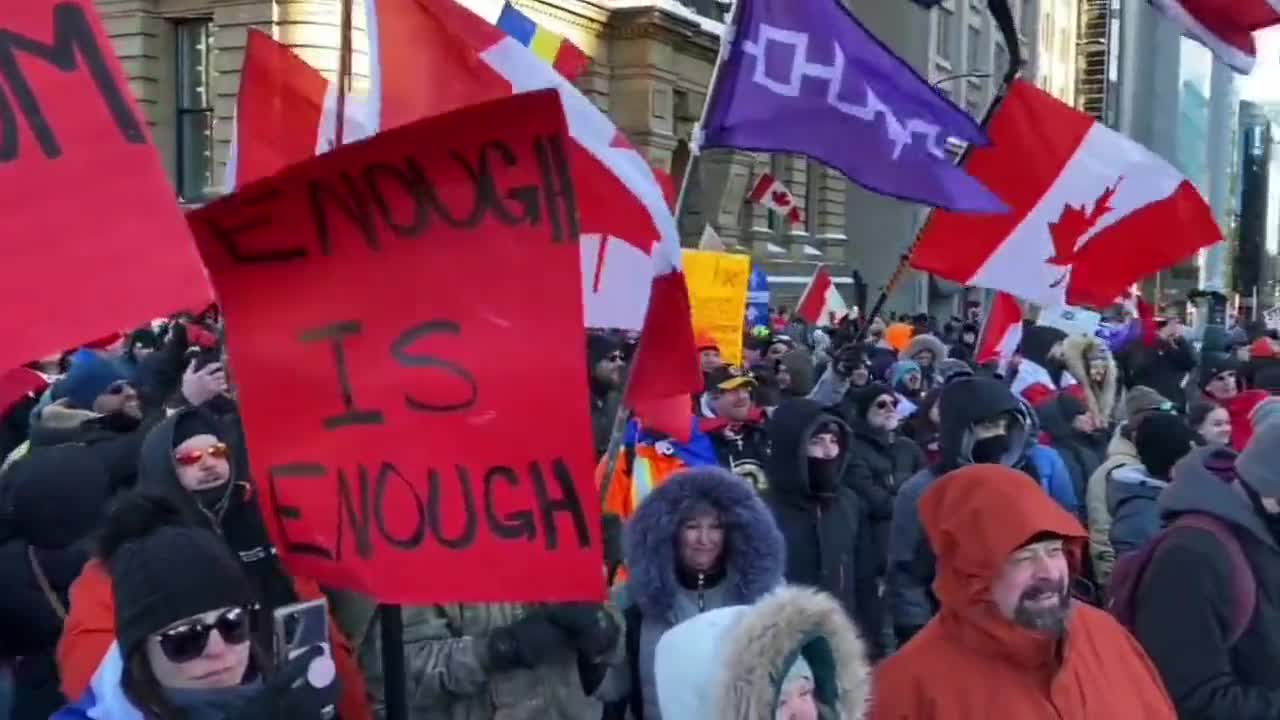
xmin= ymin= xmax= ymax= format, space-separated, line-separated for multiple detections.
xmin=623 ymin=466 xmax=785 ymax=620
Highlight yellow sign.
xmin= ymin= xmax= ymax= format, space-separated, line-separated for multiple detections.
xmin=682 ymin=249 xmax=750 ymax=366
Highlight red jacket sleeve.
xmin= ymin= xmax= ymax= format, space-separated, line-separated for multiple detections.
xmin=57 ymin=559 xmax=115 ymax=701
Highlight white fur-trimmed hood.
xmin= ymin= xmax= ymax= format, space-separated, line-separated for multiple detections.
xmin=1061 ymin=334 xmax=1117 ymax=420
xmin=654 ymin=586 xmax=870 ymax=719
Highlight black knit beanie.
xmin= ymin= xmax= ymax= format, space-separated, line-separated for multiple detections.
xmin=171 ymin=411 xmax=223 ymax=449
xmin=1135 ymin=412 xmax=1197 ymax=479
xmin=1198 ymin=353 xmax=1240 ymax=390
xmin=108 ymin=525 xmax=256 ymax=658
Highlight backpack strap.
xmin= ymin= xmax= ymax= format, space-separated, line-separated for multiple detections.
xmin=1169 ymin=514 xmax=1257 ymax=645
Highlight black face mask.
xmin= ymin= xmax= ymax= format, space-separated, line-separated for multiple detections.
xmin=971 ymin=434 xmax=1011 ymax=464
xmin=807 ymin=457 xmax=841 ymax=495
xmin=97 ymin=411 xmax=142 ymax=433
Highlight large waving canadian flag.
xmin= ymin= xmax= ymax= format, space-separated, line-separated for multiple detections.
xmin=911 ymin=81 xmax=1222 ymax=310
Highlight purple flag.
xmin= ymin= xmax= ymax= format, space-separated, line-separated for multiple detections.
xmin=701 ymin=0 xmax=1007 ymax=214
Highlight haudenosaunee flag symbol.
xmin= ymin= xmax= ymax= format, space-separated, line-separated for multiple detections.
xmin=700 ymin=0 xmax=1006 ymax=213
xmin=364 ymin=0 xmax=702 ymax=405
xmin=1150 ymin=0 xmax=1280 ymax=74
xmin=795 ymin=265 xmax=848 ymax=327
xmin=910 ymin=81 xmax=1223 ymax=309
xmin=975 ymin=291 xmax=1022 ymax=368
xmin=748 ymin=172 xmax=803 ymax=224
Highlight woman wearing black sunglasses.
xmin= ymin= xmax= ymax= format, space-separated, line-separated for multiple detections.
xmin=53 ymin=492 xmax=331 ymax=719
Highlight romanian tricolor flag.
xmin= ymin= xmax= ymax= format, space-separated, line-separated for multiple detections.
xmin=494 ymin=1 xmax=589 ymax=80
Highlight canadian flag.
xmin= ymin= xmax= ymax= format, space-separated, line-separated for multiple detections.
xmin=1150 ymin=0 xmax=1280 ymax=74
xmin=795 ymin=265 xmax=848 ymax=327
xmin=749 ymin=172 xmax=804 ymax=225
xmin=975 ymin=291 xmax=1023 ymax=369
xmin=224 ymin=30 xmax=373 ymax=190
xmin=363 ymin=0 xmax=701 ymax=408
xmin=910 ymin=81 xmax=1222 ymax=310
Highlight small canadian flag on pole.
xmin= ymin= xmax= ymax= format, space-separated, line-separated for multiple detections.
xmin=976 ymin=291 xmax=1023 ymax=370
xmin=748 ymin=172 xmax=804 ymax=225
xmin=795 ymin=265 xmax=848 ymax=327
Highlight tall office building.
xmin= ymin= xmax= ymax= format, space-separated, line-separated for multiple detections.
xmin=1238 ymin=101 xmax=1274 ymax=310
xmin=1075 ymin=0 xmax=1116 ymax=124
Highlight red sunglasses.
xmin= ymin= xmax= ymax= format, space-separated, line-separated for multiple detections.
xmin=174 ymin=442 xmax=229 ymax=466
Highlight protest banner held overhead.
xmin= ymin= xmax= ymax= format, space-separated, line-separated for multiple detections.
xmin=0 ymin=0 xmax=211 ymax=371
xmin=187 ymin=90 xmax=604 ymax=604
xmin=682 ymin=250 xmax=751 ymax=366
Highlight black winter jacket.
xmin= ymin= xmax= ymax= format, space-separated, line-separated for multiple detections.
xmin=1120 ymin=337 xmax=1197 ymax=410
xmin=844 ymin=421 xmax=925 ymax=576
xmin=762 ymin=399 xmax=883 ymax=658
xmin=1134 ymin=447 xmax=1280 ymax=719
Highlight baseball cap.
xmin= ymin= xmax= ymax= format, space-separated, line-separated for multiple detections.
xmin=706 ymin=365 xmax=756 ymax=393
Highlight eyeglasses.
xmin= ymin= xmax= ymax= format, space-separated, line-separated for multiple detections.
xmin=873 ymin=398 xmax=897 ymax=411
xmin=155 ymin=606 xmax=252 ymax=664
xmin=1213 ymin=371 xmax=1237 ymax=382
xmin=604 ymin=353 xmax=625 ymax=363
xmin=103 ymin=381 xmax=132 ymax=395
xmin=174 ymin=442 xmax=229 ymax=466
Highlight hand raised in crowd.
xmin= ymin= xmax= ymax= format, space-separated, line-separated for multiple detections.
xmin=484 ymin=610 xmax=574 ymax=671
xmin=833 ymin=343 xmax=864 ymax=378
xmin=181 ymin=360 xmax=229 ymax=406
xmin=231 ymin=645 xmax=338 ymax=720
xmin=544 ymin=602 xmax=620 ymax=658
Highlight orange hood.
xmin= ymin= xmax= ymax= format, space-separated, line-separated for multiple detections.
xmin=884 ymin=323 xmax=914 ymax=352
xmin=920 ymin=464 xmax=1086 ymax=668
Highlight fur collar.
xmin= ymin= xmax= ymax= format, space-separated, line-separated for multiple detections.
xmin=624 ymin=467 xmax=784 ymax=621
xmin=714 ymin=587 xmax=870 ymax=719
xmin=900 ymin=334 xmax=947 ymax=365
xmin=1061 ymin=335 xmax=1117 ymax=420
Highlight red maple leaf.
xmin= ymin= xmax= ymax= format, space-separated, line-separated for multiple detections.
xmin=772 ymin=190 xmax=792 ymax=208
xmin=1047 ymin=178 xmax=1122 ymax=266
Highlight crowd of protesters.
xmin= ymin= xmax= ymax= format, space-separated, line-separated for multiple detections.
xmin=4 ymin=302 xmax=1280 ymax=719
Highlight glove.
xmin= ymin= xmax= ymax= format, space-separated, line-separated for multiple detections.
xmin=545 ymin=603 xmax=619 ymax=658
xmin=231 ymin=645 xmax=338 ymax=720
xmin=833 ymin=344 xmax=865 ymax=378
xmin=485 ymin=612 xmax=572 ymax=671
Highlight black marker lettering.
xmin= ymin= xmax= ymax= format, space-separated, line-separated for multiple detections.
xmin=480 ymin=141 xmax=540 ymax=227
xmin=198 ymin=187 xmax=307 ymax=264
xmin=365 ymin=160 xmax=430 ymax=237
xmin=300 ymin=321 xmax=385 ymax=429
xmin=483 ymin=466 xmax=537 ymax=541
xmin=413 ymin=154 xmax=487 ymax=228
xmin=533 ymin=133 xmax=579 ymax=244
xmin=426 ymin=465 xmax=478 ymax=549
xmin=268 ymin=463 xmax=332 ymax=560
xmin=0 ymin=2 xmax=145 ymax=162
xmin=373 ymin=462 xmax=426 ymax=549
xmin=336 ymin=465 xmax=373 ymax=560
xmin=389 ymin=320 xmax=478 ymax=413
xmin=308 ymin=171 xmax=379 ymax=255
xmin=528 ymin=458 xmax=590 ymax=551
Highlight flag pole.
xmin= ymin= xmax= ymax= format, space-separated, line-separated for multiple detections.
xmin=335 ymin=0 xmax=354 ymax=147
xmin=852 ymin=0 xmax=1022 ymax=345
xmin=598 ymin=0 xmax=743 ymax=505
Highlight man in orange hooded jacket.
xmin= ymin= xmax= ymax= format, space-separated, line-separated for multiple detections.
xmin=871 ymin=464 xmax=1174 ymax=719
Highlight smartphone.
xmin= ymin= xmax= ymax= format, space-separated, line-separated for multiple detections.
xmin=272 ymin=598 xmax=329 ymax=666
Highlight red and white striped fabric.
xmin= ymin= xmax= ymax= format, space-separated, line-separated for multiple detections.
xmin=795 ymin=265 xmax=847 ymax=327
xmin=363 ymin=0 xmax=701 ymax=407
xmin=975 ymin=291 xmax=1022 ymax=369
xmin=911 ymin=81 xmax=1222 ymax=310
xmin=748 ymin=172 xmax=804 ymax=225
xmin=224 ymin=30 xmax=372 ymax=190
xmin=1150 ymin=0 xmax=1280 ymax=74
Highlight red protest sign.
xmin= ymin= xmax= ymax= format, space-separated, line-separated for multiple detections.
xmin=0 ymin=1 xmax=211 ymax=370
xmin=186 ymin=90 xmax=603 ymax=604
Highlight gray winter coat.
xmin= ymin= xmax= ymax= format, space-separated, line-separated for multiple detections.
xmin=602 ymin=466 xmax=784 ymax=719
xmin=1107 ymin=466 xmax=1167 ymax=560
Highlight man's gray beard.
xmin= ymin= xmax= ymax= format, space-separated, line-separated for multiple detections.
xmin=1013 ymin=589 xmax=1069 ymax=636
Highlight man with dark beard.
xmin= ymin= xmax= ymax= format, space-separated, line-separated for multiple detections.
xmin=871 ymin=465 xmax=1175 ymax=719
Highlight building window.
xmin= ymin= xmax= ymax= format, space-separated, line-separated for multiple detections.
xmin=967 ymin=25 xmax=982 ymax=71
xmin=678 ymin=0 xmax=726 ymax=22
xmin=176 ymin=19 xmax=214 ymax=202
xmin=806 ymin=160 xmax=821 ymax=236
xmin=934 ymin=9 xmax=955 ymax=64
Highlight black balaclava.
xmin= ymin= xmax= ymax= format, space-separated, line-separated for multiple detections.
xmin=807 ymin=420 xmax=843 ymax=496
xmin=970 ymin=412 xmax=1013 ymax=463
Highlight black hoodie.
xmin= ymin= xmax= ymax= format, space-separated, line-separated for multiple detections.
xmin=762 ymin=398 xmax=883 ymax=658
xmin=136 ymin=407 xmax=299 ymax=636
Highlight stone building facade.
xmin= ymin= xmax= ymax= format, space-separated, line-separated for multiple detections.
xmin=95 ymin=0 xmax=848 ymax=303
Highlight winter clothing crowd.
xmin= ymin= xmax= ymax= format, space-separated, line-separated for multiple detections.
xmin=3 ymin=304 xmax=1280 ymax=720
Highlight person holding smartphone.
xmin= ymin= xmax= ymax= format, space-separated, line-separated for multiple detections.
xmin=53 ymin=492 xmax=334 ymax=719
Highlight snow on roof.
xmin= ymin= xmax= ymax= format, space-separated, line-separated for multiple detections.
xmin=604 ymin=0 xmax=725 ymax=38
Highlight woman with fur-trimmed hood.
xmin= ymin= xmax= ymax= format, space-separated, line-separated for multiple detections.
xmin=653 ymin=587 xmax=870 ymax=719
xmin=1061 ymin=334 xmax=1119 ymax=424
xmin=900 ymin=334 xmax=947 ymax=391
xmin=601 ymin=467 xmax=785 ymax=719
